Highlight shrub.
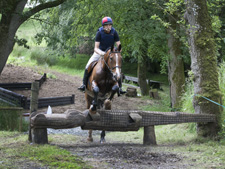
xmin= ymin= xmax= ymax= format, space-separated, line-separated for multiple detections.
xmin=0 ymin=108 xmax=21 ymax=131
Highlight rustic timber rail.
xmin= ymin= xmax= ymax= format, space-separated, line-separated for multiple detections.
xmin=0 ymin=73 xmax=47 ymax=90
xmin=25 ymin=95 xmax=75 ymax=109
xmin=0 ymin=87 xmax=75 ymax=109
xmin=124 ymin=75 xmax=162 ymax=89
xmin=0 ymin=73 xmax=75 ymax=109
xmin=30 ymin=109 xmax=216 ymax=144
xmin=0 ymin=87 xmax=27 ymax=107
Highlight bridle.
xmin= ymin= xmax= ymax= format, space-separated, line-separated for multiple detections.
xmin=102 ymin=51 xmax=122 ymax=81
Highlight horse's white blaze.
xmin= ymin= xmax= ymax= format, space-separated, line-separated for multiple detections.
xmin=115 ymin=54 xmax=120 ymax=79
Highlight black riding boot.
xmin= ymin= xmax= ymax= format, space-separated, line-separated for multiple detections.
xmin=78 ymin=69 xmax=88 ymax=92
xmin=118 ymin=78 xmax=126 ymax=95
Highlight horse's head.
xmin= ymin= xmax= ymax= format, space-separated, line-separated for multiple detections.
xmin=104 ymin=44 xmax=122 ymax=82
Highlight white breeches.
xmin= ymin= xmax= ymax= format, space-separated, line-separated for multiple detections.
xmin=85 ymin=52 xmax=101 ymax=69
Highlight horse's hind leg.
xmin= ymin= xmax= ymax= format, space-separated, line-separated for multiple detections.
xmin=88 ymin=130 xmax=93 ymax=142
xmin=86 ymin=94 xmax=94 ymax=142
xmin=100 ymin=130 xmax=106 ymax=143
xmin=99 ymin=99 xmax=112 ymax=143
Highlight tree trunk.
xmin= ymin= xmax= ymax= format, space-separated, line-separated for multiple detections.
xmin=0 ymin=0 xmax=67 ymax=75
xmin=0 ymin=0 xmax=27 ymax=75
xmin=185 ymin=0 xmax=222 ymax=137
xmin=138 ymin=40 xmax=149 ymax=96
xmin=138 ymin=55 xmax=149 ymax=96
xmin=167 ymin=13 xmax=185 ymax=109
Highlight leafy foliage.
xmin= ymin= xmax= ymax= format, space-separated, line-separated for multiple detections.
xmin=37 ymin=0 xmax=169 ymax=71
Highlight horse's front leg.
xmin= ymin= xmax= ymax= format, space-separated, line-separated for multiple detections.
xmin=108 ymin=84 xmax=119 ymax=100
xmin=89 ymin=81 xmax=99 ymax=114
xmin=100 ymin=130 xmax=106 ymax=143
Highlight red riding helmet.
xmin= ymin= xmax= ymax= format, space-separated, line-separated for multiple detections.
xmin=102 ymin=17 xmax=113 ymax=26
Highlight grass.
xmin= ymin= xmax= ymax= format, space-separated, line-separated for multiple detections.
xmin=0 ymin=132 xmax=90 ymax=169
xmin=1 ymin=126 xmax=224 ymax=168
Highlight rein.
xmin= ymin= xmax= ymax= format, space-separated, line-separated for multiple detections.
xmin=103 ymin=51 xmax=121 ymax=70
xmin=102 ymin=51 xmax=121 ymax=81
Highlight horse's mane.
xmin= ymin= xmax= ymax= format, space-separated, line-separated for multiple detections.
xmin=105 ymin=46 xmax=120 ymax=53
xmin=105 ymin=47 xmax=112 ymax=53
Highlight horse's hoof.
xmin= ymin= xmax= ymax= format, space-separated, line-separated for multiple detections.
xmin=100 ymin=138 xmax=106 ymax=144
xmin=87 ymin=137 xmax=93 ymax=142
xmin=104 ymin=99 xmax=111 ymax=110
xmin=89 ymin=106 xmax=96 ymax=114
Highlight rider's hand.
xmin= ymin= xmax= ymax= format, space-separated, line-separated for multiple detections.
xmin=100 ymin=51 xmax=106 ymax=56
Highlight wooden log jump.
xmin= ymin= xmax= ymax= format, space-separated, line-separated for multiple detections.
xmin=30 ymin=109 xmax=216 ymax=144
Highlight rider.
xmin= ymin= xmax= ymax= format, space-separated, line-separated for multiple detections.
xmin=78 ymin=16 xmax=126 ymax=94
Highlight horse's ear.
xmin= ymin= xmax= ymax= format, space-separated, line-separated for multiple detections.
xmin=111 ymin=45 xmax=114 ymax=51
xmin=118 ymin=44 xmax=122 ymax=52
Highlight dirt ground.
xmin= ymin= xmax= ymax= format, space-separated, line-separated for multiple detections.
xmin=0 ymin=64 xmax=190 ymax=169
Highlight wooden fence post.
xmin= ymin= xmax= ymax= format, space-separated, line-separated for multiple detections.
xmin=143 ymin=126 xmax=157 ymax=145
xmin=28 ymin=81 xmax=48 ymax=144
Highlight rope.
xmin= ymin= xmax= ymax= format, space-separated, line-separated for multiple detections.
xmin=194 ymin=94 xmax=225 ymax=109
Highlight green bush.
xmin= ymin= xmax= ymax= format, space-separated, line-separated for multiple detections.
xmin=0 ymin=108 xmax=21 ymax=131
xmin=181 ymin=78 xmax=195 ymax=114
xmin=56 ymin=54 xmax=89 ymax=70
xmin=30 ymin=48 xmax=46 ymax=65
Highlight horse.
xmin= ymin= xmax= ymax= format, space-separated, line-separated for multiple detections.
xmin=85 ymin=44 xmax=122 ymax=143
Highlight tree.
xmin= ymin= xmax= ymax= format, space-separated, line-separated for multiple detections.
xmin=167 ymin=12 xmax=185 ymax=109
xmin=185 ymin=0 xmax=222 ymax=137
xmin=40 ymin=0 xmax=169 ymax=96
xmin=0 ymin=0 xmax=67 ymax=75
xmin=151 ymin=0 xmax=187 ymax=109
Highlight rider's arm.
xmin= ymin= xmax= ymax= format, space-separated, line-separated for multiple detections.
xmin=116 ymin=41 xmax=121 ymax=47
xmin=94 ymin=42 xmax=105 ymax=56
xmin=115 ymin=31 xmax=121 ymax=51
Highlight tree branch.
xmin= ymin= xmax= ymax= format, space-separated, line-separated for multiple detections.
xmin=22 ymin=0 xmax=67 ymax=22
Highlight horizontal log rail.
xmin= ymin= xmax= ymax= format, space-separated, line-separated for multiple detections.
xmin=25 ymin=94 xmax=75 ymax=109
xmin=0 ymin=87 xmax=75 ymax=109
xmin=31 ymin=109 xmax=216 ymax=130
xmin=0 ymin=87 xmax=27 ymax=107
xmin=0 ymin=74 xmax=75 ymax=109
xmin=0 ymin=73 xmax=47 ymax=90
xmin=30 ymin=109 xmax=216 ymax=144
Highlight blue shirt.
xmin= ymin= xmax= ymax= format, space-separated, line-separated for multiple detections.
xmin=95 ymin=27 xmax=120 ymax=51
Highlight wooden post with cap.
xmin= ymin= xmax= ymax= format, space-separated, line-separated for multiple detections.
xmin=28 ymin=81 xmax=48 ymax=144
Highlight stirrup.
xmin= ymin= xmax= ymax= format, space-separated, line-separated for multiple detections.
xmin=119 ymin=88 xmax=127 ymax=95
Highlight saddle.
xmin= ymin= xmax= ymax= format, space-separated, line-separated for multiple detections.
xmin=87 ymin=61 xmax=98 ymax=74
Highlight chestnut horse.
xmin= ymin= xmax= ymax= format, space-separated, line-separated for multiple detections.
xmin=85 ymin=44 xmax=122 ymax=143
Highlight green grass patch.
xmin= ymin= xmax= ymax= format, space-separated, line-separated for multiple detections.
xmin=20 ymin=145 xmax=89 ymax=169
xmin=0 ymin=132 xmax=91 ymax=169
xmin=141 ymin=84 xmax=171 ymax=112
